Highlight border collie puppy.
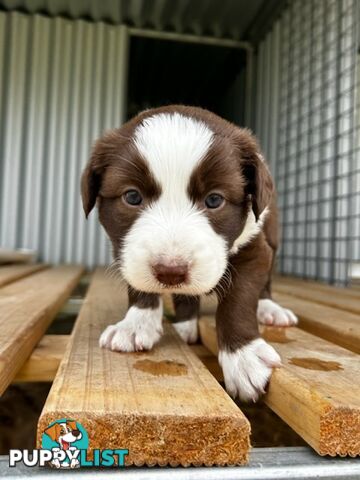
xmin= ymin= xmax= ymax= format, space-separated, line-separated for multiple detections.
xmin=81 ymin=105 xmax=297 ymax=401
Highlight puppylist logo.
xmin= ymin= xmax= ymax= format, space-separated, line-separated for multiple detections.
xmin=9 ymin=419 xmax=128 ymax=469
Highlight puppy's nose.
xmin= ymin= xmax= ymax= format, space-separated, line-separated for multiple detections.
xmin=72 ymin=429 xmax=80 ymax=437
xmin=153 ymin=263 xmax=188 ymax=286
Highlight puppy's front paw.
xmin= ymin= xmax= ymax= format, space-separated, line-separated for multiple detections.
xmin=173 ymin=318 xmax=198 ymax=344
xmin=99 ymin=303 xmax=163 ymax=352
xmin=219 ymin=338 xmax=282 ymax=402
xmin=257 ymin=299 xmax=298 ymax=326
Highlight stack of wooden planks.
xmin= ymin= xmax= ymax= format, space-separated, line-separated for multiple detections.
xmin=0 ymin=265 xmax=83 ymax=395
xmin=198 ymin=277 xmax=360 ymax=456
xmin=0 ymin=264 xmax=359 ymax=465
xmin=36 ymin=269 xmax=250 ymax=466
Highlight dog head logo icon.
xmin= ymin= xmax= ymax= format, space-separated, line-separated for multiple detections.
xmin=45 ymin=420 xmax=82 ymax=450
xmin=42 ymin=419 xmax=88 ymax=468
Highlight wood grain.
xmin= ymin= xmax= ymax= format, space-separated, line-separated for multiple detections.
xmin=0 ymin=266 xmax=83 ymax=395
xmin=198 ymin=316 xmax=360 ymax=456
xmin=14 ymin=335 xmax=68 ymax=382
xmin=273 ymin=279 xmax=360 ymax=315
xmin=0 ymin=264 xmax=47 ymax=288
xmin=274 ymin=292 xmax=360 ymax=354
xmin=15 ymin=339 xmax=224 ymax=385
xmin=275 ymin=275 xmax=360 ymax=299
xmin=189 ymin=344 xmax=223 ymax=382
xmin=38 ymin=269 xmax=250 ymax=466
xmin=15 ymin=337 xmax=224 ymax=384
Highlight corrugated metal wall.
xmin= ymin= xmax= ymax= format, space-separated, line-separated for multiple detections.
xmin=0 ymin=0 xmax=264 ymax=40
xmin=1 ymin=4 xmax=359 ymax=283
xmin=255 ymin=0 xmax=359 ymax=284
xmin=0 ymin=12 xmax=129 ymax=267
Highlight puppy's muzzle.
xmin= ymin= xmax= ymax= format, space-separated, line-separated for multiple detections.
xmin=152 ymin=262 xmax=188 ymax=287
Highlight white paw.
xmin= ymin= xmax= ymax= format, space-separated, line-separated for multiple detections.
xmin=257 ymin=299 xmax=298 ymax=326
xmin=99 ymin=301 xmax=163 ymax=352
xmin=173 ymin=318 xmax=198 ymax=344
xmin=219 ymin=338 xmax=282 ymax=402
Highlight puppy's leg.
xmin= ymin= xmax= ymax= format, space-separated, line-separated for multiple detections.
xmin=99 ymin=288 xmax=163 ymax=352
xmin=257 ymin=273 xmax=298 ymax=327
xmin=172 ymin=294 xmax=200 ymax=344
xmin=257 ymin=211 xmax=298 ymax=326
xmin=217 ymin=238 xmax=282 ymax=402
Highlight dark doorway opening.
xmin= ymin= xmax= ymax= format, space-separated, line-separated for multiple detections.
xmin=127 ymin=36 xmax=247 ymax=125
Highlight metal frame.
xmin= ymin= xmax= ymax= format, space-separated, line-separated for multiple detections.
xmin=255 ymin=0 xmax=360 ymax=285
xmin=128 ymin=27 xmax=251 ymax=49
xmin=2 ymin=448 xmax=360 ymax=479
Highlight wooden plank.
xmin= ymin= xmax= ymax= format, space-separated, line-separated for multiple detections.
xmin=12 ymin=337 xmax=222 ymax=386
xmin=189 ymin=344 xmax=223 ymax=382
xmin=38 ymin=268 xmax=250 ymax=466
xmin=0 ymin=266 xmax=83 ymax=395
xmin=0 ymin=264 xmax=47 ymax=288
xmin=162 ymin=292 xmax=175 ymax=316
xmin=163 ymin=293 xmax=218 ymax=316
xmin=201 ymin=293 xmax=218 ymax=315
xmin=198 ymin=316 xmax=360 ymax=456
xmin=59 ymin=297 xmax=83 ymax=315
xmin=0 ymin=248 xmax=36 ymax=264
xmin=273 ymin=292 xmax=360 ymax=354
xmin=198 ymin=316 xmax=218 ymax=356
xmin=275 ymin=275 xmax=360 ymax=299
xmin=193 ymin=281 xmax=360 ymax=354
xmin=14 ymin=335 xmax=68 ymax=382
xmin=273 ymin=279 xmax=360 ymax=315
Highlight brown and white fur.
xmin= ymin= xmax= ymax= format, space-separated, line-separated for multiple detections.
xmin=81 ymin=105 xmax=297 ymax=402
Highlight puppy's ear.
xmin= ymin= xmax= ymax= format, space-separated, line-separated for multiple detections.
xmin=68 ymin=421 xmax=77 ymax=431
xmin=44 ymin=423 xmax=60 ymax=441
xmin=81 ymin=158 xmax=102 ymax=218
xmin=81 ymin=135 xmax=112 ymax=218
xmin=236 ymin=128 xmax=274 ymax=220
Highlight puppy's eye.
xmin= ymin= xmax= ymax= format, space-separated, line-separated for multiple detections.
xmin=123 ymin=189 xmax=142 ymax=206
xmin=205 ymin=193 xmax=224 ymax=209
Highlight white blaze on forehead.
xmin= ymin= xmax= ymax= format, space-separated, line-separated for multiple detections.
xmin=133 ymin=113 xmax=214 ymax=200
xmin=121 ymin=112 xmax=227 ymax=295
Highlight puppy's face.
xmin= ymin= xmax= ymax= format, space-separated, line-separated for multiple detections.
xmin=82 ymin=108 xmax=272 ymax=295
